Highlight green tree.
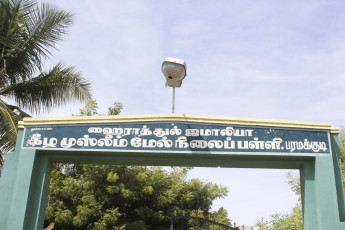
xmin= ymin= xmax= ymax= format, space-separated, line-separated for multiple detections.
xmin=339 ymin=129 xmax=345 ymax=191
xmin=45 ymin=100 xmax=231 ymax=229
xmin=79 ymin=99 xmax=99 ymax=116
xmin=0 ymin=0 xmax=91 ymax=166
xmin=255 ymin=217 xmax=270 ymax=230
xmin=108 ymin=101 xmax=123 ymax=116
xmin=255 ymin=172 xmax=303 ymax=230
xmin=46 ymin=165 xmax=229 ymax=230
xmin=78 ymin=99 xmax=123 ymax=116
xmin=286 ymin=172 xmax=301 ymax=197
xmin=268 ymin=205 xmax=303 ymax=230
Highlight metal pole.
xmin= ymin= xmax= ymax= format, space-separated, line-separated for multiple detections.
xmin=172 ymin=87 xmax=175 ymax=113
xmin=170 ymin=217 xmax=174 ymax=230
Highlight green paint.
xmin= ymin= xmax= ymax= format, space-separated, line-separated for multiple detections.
xmin=331 ymin=133 xmax=345 ymax=221
xmin=0 ymin=130 xmax=39 ymax=229
xmin=0 ymin=129 xmax=344 ymax=229
xmin=24 ymin=153 xmax=52 ymax=229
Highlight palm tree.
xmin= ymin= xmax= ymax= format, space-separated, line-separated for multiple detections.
xmin=0 ymin=0 xmax=91 ymax=167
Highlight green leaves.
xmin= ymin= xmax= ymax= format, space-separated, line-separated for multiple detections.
xmin=255 ymin=204 xmax=303 ymax=230
xmin=79 ymin=99 xmax=99 ymax=116
xmin=339 ymin=130 xmax=345 ymax=190
xmin=0 ymin=98 xmax=19 ymax=154
xmin=107 ymin=102 xmax=123 ymax=116
xmin=2 ymin=63 xmax=91 ymax=113
xmin=78 ymin=99 xmax=123 ymax=117
xmin=255 ymin=173 xmax=303 ymax=230
xmin=73 ymin=195 xmax=102 ymax=227
xmin=0 ymin=0 xmax=73 ymax=82
xmin=271 ymin=205 xmax=303 ymax=230
xmin=107 ymin=171 xmax=119 ymax=183
xmin=46 ymin=165 xmax=230 ymax=229
xmin=142 ymin=186 xmax=154 ymax=195
xmin=54 ymin=209 xmax=73 ymax=226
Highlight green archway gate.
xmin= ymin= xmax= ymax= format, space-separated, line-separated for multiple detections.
xmin=0 ymin=114 xmax=344 ymax=229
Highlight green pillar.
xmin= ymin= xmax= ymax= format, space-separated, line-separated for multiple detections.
xmin=0 ymin=129 xmax=52 ymax=230
xmin=330 ymin=133 xmax=345 ymax=221
xmin=24 ymin=153 xmax=52 ymax=229
xmin=301 ymin=161 xmax=320 ymax=229
xmin=0 ymin=150 xmax=21 ymax=229
xmin=301 ymin=139 xmax=345 ymax=229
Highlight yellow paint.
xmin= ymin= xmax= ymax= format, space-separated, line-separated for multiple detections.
xmin=18 ymin=114 xmax=338 ymax=132
xmin=331 ymin=127 xmax=340 ymax=133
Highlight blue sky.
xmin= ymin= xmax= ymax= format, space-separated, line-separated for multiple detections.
xmin=41 ymin=0 xmax=345 ymax=225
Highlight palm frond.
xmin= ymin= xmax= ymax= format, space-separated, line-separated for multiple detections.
xmin=0 ymin=98 xmax=21 ymax=162
xmin=0 ymin=0 xmax=74 ymax=83
xmin=0 ymin=0 xmax=37 ymax=83
xmin=5 ymin=103 xmax=31 ymax=117
xmin=25 ymin=2 xmax=73 ymax=54
xmin=1 ymin=63 xmax=91 ymax=113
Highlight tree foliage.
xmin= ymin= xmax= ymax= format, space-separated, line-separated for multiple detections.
xmin=255 ymin=172 xmax=303 ymax=230
xmin=45 ymin=165 xmax=229 ymax=229
xmin=79 ymin=99 xmax=99 ymax=116
xmin=78 ymin=99 xmax=123 ymax=116
xmin=108 ymin=102 xmax=123 ymax=116
xmin=0 ymin=0 xmax=91 ymax=166
xmin=268 ymin=205 xmax=303 ymax=230
xmin=339 ymin=129 xmax=345 ymax=190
